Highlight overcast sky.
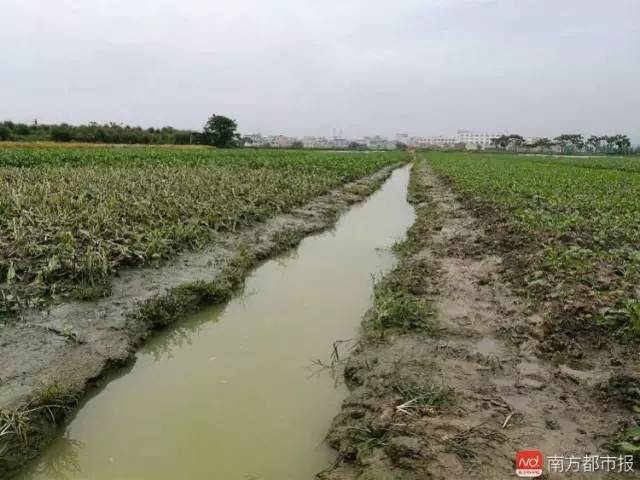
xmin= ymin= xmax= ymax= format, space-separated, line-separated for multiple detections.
xmin=1 ymin=0 xmax=639 ymax=140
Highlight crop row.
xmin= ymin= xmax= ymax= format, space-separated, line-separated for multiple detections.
xmin=0 ymin=146 xmax=389 ymax=175
xmin=0 ymin=147 xmax=403 ymax=316
xmin=426 ymin=152 xmax=640 ymax=343
xmin=522 ymin=154 xmax=640 ymax=174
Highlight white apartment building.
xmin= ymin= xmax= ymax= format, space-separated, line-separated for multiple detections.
xmin=332 ymin=138 xmax=350 ymax=149
xmin=266 ymin=135 xmax=296 ymax=148
xmin=363 ymin=136 xmax=396 ymax=150
xmin=303 ymin=136 xmax=346 ymax=148
xmin=455 ymin=130 xmax=507 ymax=149
xmin=302 ymin=136 xmax=323 ymax=148
xmin=420 ymin=136 xmax=457 ymax=148
xmin=395 ymin=133 xmax=409 ymax=144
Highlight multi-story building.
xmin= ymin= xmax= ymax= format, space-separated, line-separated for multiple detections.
xmin=363 ymin=136 xmax=396 ymax=150
xmin=395 ymin=133 xmax=409 ymax=144
xmin=418 ymin=135 xmax=457 ymax=148
xmin=454 ymin=130 xmax=507 ymax=149
xmin=266 ymin=135 xmax=296 ymax=148
xmin=332 ymin=137 xmax=350 ymax=149
xmin=247 ymin=131 xmax=534 ymax=150
xmin=302 ymin=136 xmax=336 ymax=148
xmin=302 ymin=136 xmax=320 ymax=148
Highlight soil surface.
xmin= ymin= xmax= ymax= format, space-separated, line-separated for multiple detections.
xmin=322 ymin=161 xmax=638 ymax=479
xmin=0 ymin=164 xmax=398 ymax=478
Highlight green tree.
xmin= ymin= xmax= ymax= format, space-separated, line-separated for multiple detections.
xmin=50 ymin=127 xmax=72 ymax=142
xmin=0 ymin=125 xmax=11 ymax=140
xmin=612 ymin=134 xmax=631 ymax=154
xmin=202 ymin=114 xmax=239 ymax=147
xmin=555 ymin=134 xmax=584 ymax=153
xmin=586 ymin=135 xmax=601 ymax=153
xmin=604 ymin=135 xmax=616 ymax=153
xmin=491 ymin=135 xmax=511 ymax=150
xmin=174 ymin=132 xmax=192 ymax=144
xmin=507 ymin=134 xmax=525 ymax=151
xmin=534 ymin=137 xmax=553 ymax=152
xmin=14 ymin=123 xmax=31 ymax=135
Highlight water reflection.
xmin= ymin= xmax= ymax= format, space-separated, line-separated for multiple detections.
xmin=28 ymin=436 xmax=83 ymax=480
xmin=143 ymin=305 xmax=224 ymax=361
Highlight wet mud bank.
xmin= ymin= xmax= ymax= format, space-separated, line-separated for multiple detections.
xmin=322 ymin=160 xmax=635 ymax=480
xmin=0 ymin=163 xmax=403 ymax=478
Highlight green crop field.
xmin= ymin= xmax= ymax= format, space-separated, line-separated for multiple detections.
xmin=522 ymin=154 xmax=640 ymax=174
xmin=0 ymin=146 xmax=403 ymax=316
xmin=426 ymin=152 xmax=640 ymax=342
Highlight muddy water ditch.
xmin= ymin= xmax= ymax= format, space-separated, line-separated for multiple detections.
xmin=15 ymin=165 xmax=415 ymax=480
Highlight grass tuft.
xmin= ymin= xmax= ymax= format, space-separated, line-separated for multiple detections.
xmin=369 ymin=285 xmax=435 ymax=335
xmin=615 ymin=425 xmax=640 ymax=461
xmin=394 ymin=383 xmax=456 ymax=416
xmin=0 ymin=380 xmax=80 ymax=448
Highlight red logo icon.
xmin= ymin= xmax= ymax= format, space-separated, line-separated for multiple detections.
xmin=516 ymin=450 xmax=543 ymax=477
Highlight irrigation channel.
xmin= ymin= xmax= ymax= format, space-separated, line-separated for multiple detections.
xmin=17 ymin=165 xmax=415 ymax=480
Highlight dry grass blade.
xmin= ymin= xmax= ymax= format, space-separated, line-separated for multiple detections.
xmin=0 ymin=408 xmax=30 ymax=444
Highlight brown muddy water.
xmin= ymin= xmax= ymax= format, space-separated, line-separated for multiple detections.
xmin=17 ymin=166 xmax=414 ymax=480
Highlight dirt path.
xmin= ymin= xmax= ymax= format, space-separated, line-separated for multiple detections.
xmin=324 ymin=161 xmax=636 ymax=479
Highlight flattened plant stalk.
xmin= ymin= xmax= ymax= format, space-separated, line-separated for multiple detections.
xmin=0 ymin=147 xmax=405 ymax=316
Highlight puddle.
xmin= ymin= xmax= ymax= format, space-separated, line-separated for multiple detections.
xmin=17 ymin=165 xmax=415 ymax=480
xmin=474 ymin=336 xmax=502 ymax=356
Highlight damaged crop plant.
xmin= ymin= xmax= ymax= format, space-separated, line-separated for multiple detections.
xmin=0 ymin=145 xmax=403 ymax=318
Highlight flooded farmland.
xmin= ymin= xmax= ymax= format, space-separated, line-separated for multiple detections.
xmin=17 ymin=165 xmax=414 ymax=480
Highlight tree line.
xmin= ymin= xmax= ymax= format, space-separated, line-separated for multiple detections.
xmin=0 ymin=121 xmax=199 ymax=145
xmin=490 ymin=133 xmax=634 ymax=155
xmin=0 ymin=114 xmax=243 ymax=147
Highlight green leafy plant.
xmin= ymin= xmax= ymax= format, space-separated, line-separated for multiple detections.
xmin=427 ymin=151 xmax=640 ymax=344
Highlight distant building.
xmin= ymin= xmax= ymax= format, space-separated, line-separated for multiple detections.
xmin=363 ymin=136 xmax=396 ymax=150
xmin=244 ymin=133 xmax=268 ymax=147
xmin=242 ymin=129 xmax=560 ymax=152
xmin=332 ymin=138 xmax=350 ymax=149
xmin=454 ymin=130 xmax=507 ymax=150
xmin=412 ymin=135 xmax=457 ymax=148
xmin=266 ymin=135 xmax=296 ymax=148
xmin=302 ymin=136 xmax=320 ymax=148
xmin=395 ymin=133 xmax=409 ymax=144
xmin=301 ymin=136 xmax=334 ymax=148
